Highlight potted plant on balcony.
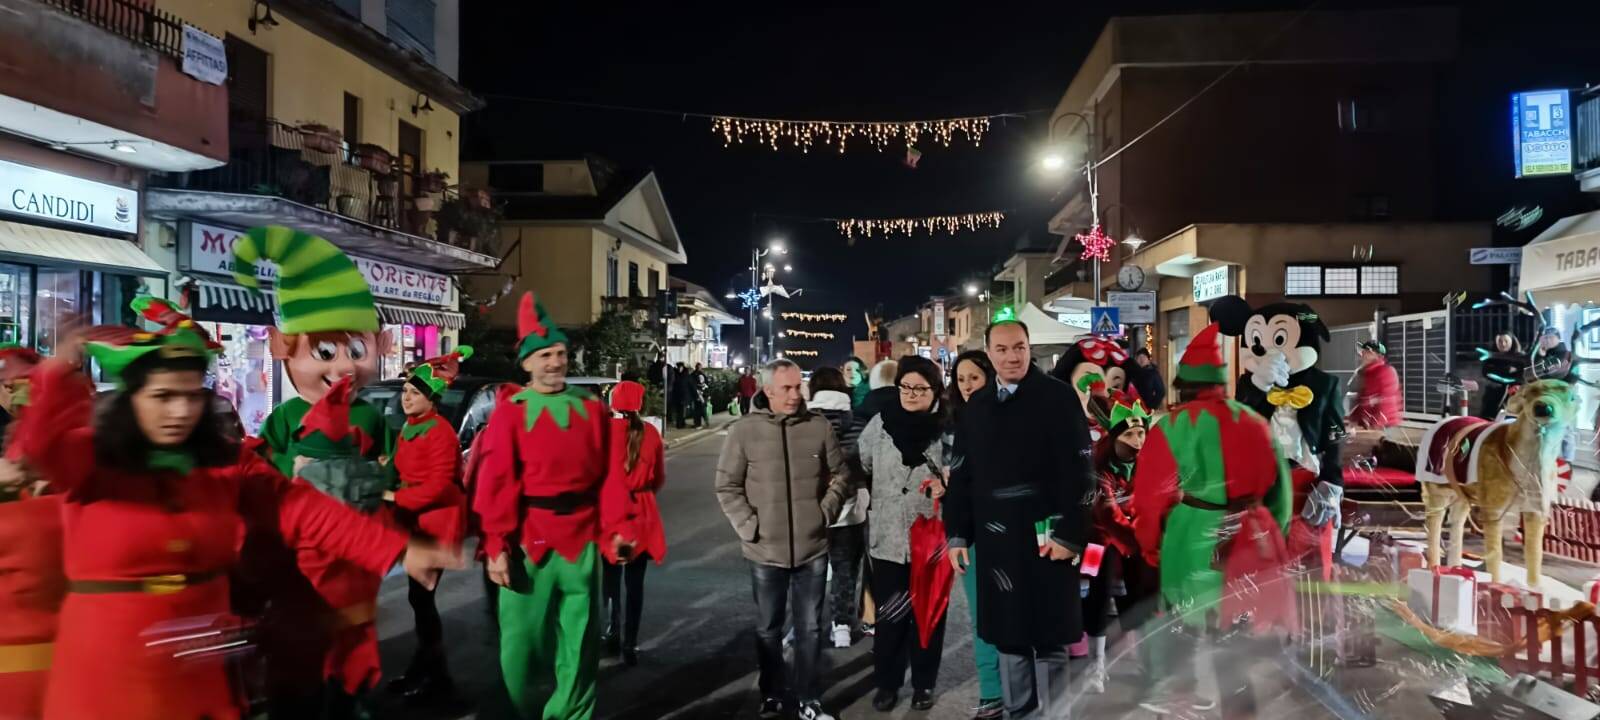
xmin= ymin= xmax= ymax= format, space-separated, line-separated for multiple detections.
xmin=419 ymin=169 xmax=450 ymax=194
xmin=352 ymin=143 xmax=393 ymax=175
xmin=437 ymin=194 xmax=502 ymax=254
xmin=376 ymin=170 xmax=400 ymax=197
xmin=462 ymin=186 xmax=492 ymax=209
xmin=297 ymin=122 xmax=342 ymax=154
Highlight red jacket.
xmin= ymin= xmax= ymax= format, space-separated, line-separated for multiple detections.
xmin=738 ymin=375 xmax=759 ymax=399
xmin=473 ymin=385 xmax=619 ymax=564
xmin=12 ymin=360 xmax=407 ymax=719
xmin=1348 ymin=359 xmax=1402 ymax=429
xmin=1090 ymin=444 xmax=1139 ymax=559
xmin=600 ymin=417 xmax=667 ymax=564
xmin=392 ymin=410 xmax=465 ymax=546
xmin=0 ymin=495 xmax=63 ymax=720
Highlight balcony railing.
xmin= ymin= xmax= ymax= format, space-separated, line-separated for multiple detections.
xmin=39 ymin=0 xmax=186 ymax=60
xmin=1576 ymin=92 xmax=1600 ymax=175
xmin=152 ymin=118 xmax=498 ymax=254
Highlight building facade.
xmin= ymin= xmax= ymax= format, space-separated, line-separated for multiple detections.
xmin=667 ymin=278 xmax=742 ymax=369
xmin=1042 ymin=7 xmax=1491 ymax=389
xmin=462 ymin=158 xmax=688 ymax=332
xmin=137 ymin=0 xmax=491 ymax=433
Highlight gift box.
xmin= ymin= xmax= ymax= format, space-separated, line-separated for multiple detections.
xmin=1407 ymin=566 xmax=1478 ymax=635
xmin=1396 ymin=543 xmax=1427 ymax=576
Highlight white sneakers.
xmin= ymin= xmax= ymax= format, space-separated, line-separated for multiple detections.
xmin=1085 ymin=635 xmax=1108 ymax=694
xmin=830 ymin=623 xmax=851 ymax=648
xmin=798 ymin=701 xmax=835 ymax=720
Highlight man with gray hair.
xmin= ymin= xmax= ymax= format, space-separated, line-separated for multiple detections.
xmin=716 ymin=359 xmax=854 ymax=720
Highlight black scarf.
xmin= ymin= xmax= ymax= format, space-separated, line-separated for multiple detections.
xmin=881 ymin=402 xmax=942 ymax=468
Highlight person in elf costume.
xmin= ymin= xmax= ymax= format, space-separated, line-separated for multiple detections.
xmin=229 ymin=225 xmax=400 ymax=718
xmin=0 ymin=299 xmax=456 ymax=720
xmin=598 ymin=379 xmax=668 ymax=668
xmin=1131 ymin=323 xmax=1294 ymax=717
xmin=0 ymin=342 xmax=41 ymax=436
xmin=1051 ymin=337 xmax=1130 ymax=442
xmin=1080 ymin=394 xmax=1158 ymax=694
xmin=384 ymin=346 xmax=472 ymax=703
xmin=475 ymin=291 xmax=623 ymax=720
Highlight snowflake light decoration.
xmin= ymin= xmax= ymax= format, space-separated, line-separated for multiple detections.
xmin=738 ymin=288 xmax=763 ymax=311
xmin=1076 ymin=224 xmax=1115 ymax=262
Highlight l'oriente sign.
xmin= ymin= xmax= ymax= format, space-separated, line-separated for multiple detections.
xmin=0 ymin=159 xmax=139 ymax=234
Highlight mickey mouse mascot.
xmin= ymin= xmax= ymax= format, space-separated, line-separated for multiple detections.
xmin=1211 ymin=296 xmax=1345 ymax=579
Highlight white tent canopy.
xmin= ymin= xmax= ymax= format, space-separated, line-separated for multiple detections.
xmin=1521 ymin=209 xmax=1600 ymax=308
xmin=1017 ymin=302 xmax=1088 ymax=345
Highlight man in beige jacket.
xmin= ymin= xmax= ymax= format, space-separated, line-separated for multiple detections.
xmin=715 ymin=358 xmax=853 ymax=720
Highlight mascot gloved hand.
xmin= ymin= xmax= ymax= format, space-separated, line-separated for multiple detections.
xmin=1252 ymin=350 xmax=1292 ymax=394
xmin=1301 ymin=480 xmax=1344 ymax=529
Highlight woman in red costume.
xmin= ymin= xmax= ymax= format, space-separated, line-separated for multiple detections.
xmin=385 ymin=348 xmax=470 ymax=703
xmin=599 ymin=380 xmax=667 ymax=667
xmin=0 ymin=315 xmax=458 ymax=720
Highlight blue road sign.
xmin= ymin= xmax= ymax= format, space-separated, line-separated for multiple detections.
xmin=1091 ymin=306 xmax=1121 ymax=337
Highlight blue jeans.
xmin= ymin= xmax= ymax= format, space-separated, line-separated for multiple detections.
xmin=751 ymin=555 xmax=828 ymax=703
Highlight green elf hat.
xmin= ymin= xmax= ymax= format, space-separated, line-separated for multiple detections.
xmin=1175 ymin=322 xmax=1229 ymax=385
xmin=85 ymin=300 xmax=218 ymax=387
xmin=232 ymin=225 xmax=378 ymax=335
xmin=406 ymin=345 xmax=473 ymax=398
xmin=516 ymin=291 xmax=568 ymax=360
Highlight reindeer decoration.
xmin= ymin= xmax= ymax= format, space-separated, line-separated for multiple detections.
xmin=1418 ymin=380 xmax=1579 ymax=586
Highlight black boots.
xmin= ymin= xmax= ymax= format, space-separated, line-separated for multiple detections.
xmin=386 ymin=649 xmax=455 ymax=705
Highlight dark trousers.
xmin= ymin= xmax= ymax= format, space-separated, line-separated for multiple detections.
xmin=739 ymin=396 xmax=753 ymax=415
xmin=827 ymin=524 xmax=864 ymax=627
xmin=997 ymin=645 xmax=1070 ymax=719
xmin=869 ymin=557 xmax=947 ymax=692
xmin=1081 ymin=549 xmax=1157 ymax=637
xmin=751 ymin=556 xmax=827 ymax=704
xmin=602 ymin=555 xmax=650 ymax=648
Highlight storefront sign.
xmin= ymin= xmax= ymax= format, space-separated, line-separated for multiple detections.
xmin=185 ymin=222 xmax=450 ymax=306
xmin=0 ymin=159 xmax=138 ymax=233
xmin=1469 ymin=247 xmax=1523 ymax=265
xmin=181 ymin=25 xmax=227 ymax=85
xmin=1191 ymin=266 xmax=1231 ymax=303
xmin=1513 ymin=89 xmax=1572 ymax=178
xmin=932 ymin=299 xmax=946 ymax=339
xmin=1106 ymin=291 xmax=1157 ymax=324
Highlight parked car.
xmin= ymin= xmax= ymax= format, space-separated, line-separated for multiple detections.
xmin=355 ymin=374 xmax=621 ymax=450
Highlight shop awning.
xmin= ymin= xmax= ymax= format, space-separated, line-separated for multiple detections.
xmin=193 ymin=280 xmax=276 ymax=325
xmin=0 ymin=220 xmax=165 ymax=276
xmin=1521 ymin=210 xmax=1600 ymax=308
xmin=377 ymin=303 xmax=465 ymax=330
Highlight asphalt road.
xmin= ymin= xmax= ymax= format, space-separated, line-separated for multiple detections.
xmin=369 ymin=426 xmax=1350 ymax=719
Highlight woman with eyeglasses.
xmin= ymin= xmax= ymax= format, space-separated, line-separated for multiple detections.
xmin=855 ymin=355 xmax=949 ymax=711
xmin=942 ymin=350 xmax=1004 ymax=719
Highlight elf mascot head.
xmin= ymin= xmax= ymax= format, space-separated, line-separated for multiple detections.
xmin=1051 ymin=337 xmax=1129 ymax=431
xmin=231 ymin=225 xmax=389 ymax=403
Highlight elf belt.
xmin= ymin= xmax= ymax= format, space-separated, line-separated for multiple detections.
xmin=68 ymin=570 xmax=222 ymax=595
xmin=336 ymin=601 xmax=377 ymax=627
xmin=0 ymin=642 xmax=52 ymax=673
xmin=1178 ymin=494 xmax=1263 ymax=513
xmin=524 ymin=489 xmax=598 ymax=515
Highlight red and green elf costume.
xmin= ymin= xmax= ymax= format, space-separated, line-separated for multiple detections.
xmin=474 ymin=292 xmax=621 ymax=719
xmin=392 ymin=348 xmax=471 ymax=547
xmin=1132 ymin=323 xmax=1296 ymax=634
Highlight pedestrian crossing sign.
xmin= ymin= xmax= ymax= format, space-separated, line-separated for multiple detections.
xmin=1091 ymin=306 xmax=1122 ymax=337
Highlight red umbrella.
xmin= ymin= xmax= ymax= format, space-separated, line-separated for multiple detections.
xmin=909 ymin=477 xmax=956 ymax=648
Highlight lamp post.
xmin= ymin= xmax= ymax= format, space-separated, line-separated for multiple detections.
xmin=1042 ymin=111 xmax=1105 ymax=304
xmin=749 ymin=240 xmax=787 ymax=365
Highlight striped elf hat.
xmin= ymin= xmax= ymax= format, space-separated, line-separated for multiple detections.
xmin=232 ymin=226 xmax=377 ymax=334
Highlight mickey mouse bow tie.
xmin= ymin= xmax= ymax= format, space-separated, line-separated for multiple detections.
xmin=1267 ymin=385 xmax=1314 ymax=409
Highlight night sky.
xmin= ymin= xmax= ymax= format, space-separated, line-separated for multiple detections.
xmin=460 ymin=1 xmax=1600 ymax=365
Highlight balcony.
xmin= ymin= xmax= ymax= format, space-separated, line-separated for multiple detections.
xmin=0 ymin=0 xmax=228 ymax=170
xmin=146 ymin=118 xmax=499 ymax=272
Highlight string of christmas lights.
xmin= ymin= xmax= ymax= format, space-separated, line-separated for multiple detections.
xmin=711 ymin=114 xmax=1004 ymax=154
xmin=784 ymin=329 xmax=836 ymax=340
xmin=782 ymin=312 xmax=849 ymax=323
xmin=836 ymin=211 xmax=1005 ymax=241
xmin=781 ymin=350 xmax=820 ymax=358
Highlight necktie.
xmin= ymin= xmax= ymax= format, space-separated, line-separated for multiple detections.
xmin=997 ymin=386 xmax=1012 ymax=403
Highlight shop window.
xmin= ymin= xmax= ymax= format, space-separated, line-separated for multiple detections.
xmin=0 ymin=263 xmax=31 ymax=346
xmin=35 ymin=269 xmax=81 ymax=359
xmin=1285 ymin=264 xmax=1400 ymax=297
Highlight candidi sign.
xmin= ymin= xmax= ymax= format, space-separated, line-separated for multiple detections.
xmin=0 ymin=159 xmax=138 ymax=234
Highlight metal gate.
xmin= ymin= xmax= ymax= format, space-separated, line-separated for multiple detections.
xmin=1324 ymin=321 xmax=1377 ymax=401
xmin=1384 ymin=310 xmax=1450 ymax=419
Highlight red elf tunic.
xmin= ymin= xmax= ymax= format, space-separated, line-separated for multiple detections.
xmin=14 ymin=360 xmax=408 ymax=720
xmin=0 ymin=494 xmax=64 ymax=720
xmin=475 ymin=385 xmax=616 ymax=564
xmin=392 ymin=410 xmax=465 ymax=546
xmin=600 ymin=417 xmax=667 ymax=564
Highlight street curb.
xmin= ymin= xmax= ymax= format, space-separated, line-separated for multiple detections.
xmin=665 ymin=418 xmax=735 ymax=450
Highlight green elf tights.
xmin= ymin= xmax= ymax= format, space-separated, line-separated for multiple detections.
xmin=498 ymin=543 xmax=601 ymax=720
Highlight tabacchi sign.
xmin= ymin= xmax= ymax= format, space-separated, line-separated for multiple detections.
xmin=185 ymin=222 xmax=450 ymax=306
xmin=0 ymin=159 xmax=139 ymax=233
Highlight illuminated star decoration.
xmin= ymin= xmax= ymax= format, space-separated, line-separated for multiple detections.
xmin=1076 ymin=224 xmax=1115 ymax=262
xmin=738 ymin=288 xmax=763 ymax=311
xmin=836 ymin=211 xmax=1005 ymax=243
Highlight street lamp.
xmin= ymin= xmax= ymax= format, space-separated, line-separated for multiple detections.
xmin=1040 ymin=111 xmax=1093 ymax=173
xmin=724 ymin=289 xmax=736 ymax=299
xmin=965 ymin=283 xmax=979 ymax=296
xmin=783 ymin=264 xmax=793 ymax=273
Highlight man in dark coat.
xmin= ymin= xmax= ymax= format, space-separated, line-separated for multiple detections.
xmin=1130 ymin=348 xmax=1167 ymax=410
xmin=945 ymin=320 xmax=1094 ymax=719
